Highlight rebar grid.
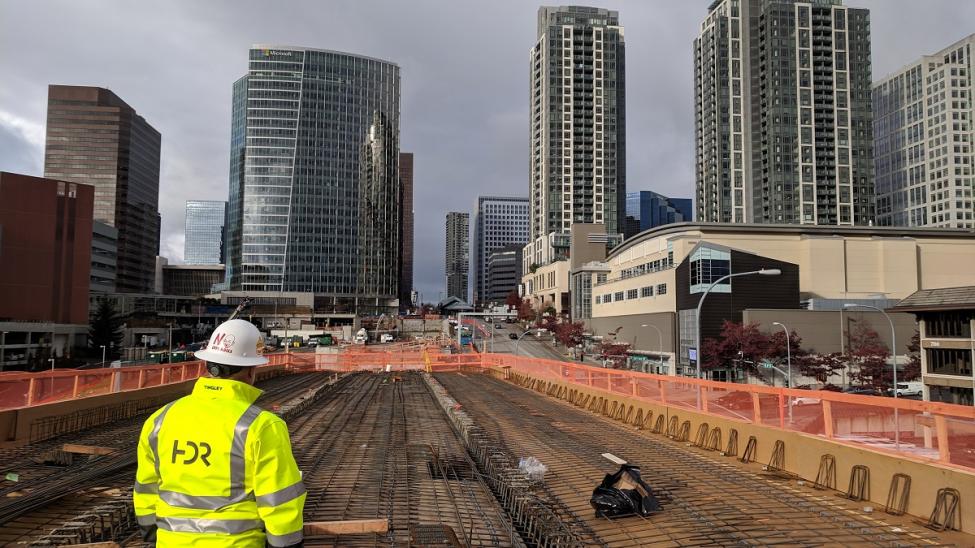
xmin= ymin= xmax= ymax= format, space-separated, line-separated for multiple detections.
xmin=435 ymin=372 xmax=963 ymax=548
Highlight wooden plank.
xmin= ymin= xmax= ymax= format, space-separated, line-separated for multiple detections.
xmin=61 ymin=543 xmax=120 ymax=548
xmin=303 ymin=518 xmax=389 ymax=535
xmin=62 ymin=443 xmax=116 ymax=455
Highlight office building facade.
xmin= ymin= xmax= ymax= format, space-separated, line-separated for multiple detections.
xmin=624 ymin=191 xmax=693 ymax=239
xmin=91 ymin=221 xmax=118 ymax=293
xmin=874 ymin=34 xmax=975 ymax=228
xmin=695 ymin=0 xmax=874 ymax=226
xmin=225 ymin=46 xmax=401 ymax=315
xmin=527 ymin=6 xmax=626 ymax=265
xmin=162 ymin=265 xmax=226 ymax=297
xmin=485 ymin=245 xmax=524 ymax=305
xmin=398 ymin=152 xmax=414 ymax=311
xmin=445 ymin=212 xmax=470 ymax=301
xmin=472 ymin=196 xmax=529 ymax=305
xmin=184 ymin=200 xmax=226 ymax=264
xmin=44 ymin=85 xmax=161 ymax=293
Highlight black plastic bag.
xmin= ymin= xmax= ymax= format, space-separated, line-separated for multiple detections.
xmin=590 ymin=464 xmax=661 ymax=518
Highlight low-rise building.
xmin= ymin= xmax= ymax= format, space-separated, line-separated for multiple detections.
xmin=581 ymin=222 xmax=975 ymax=377
xmin=891 ymin=287 xmax=974 ymax=406
xmin=162 ymin=264 xmax=226 ymax=297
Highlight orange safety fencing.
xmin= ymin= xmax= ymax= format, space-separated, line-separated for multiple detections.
xmin=4 ymin=349 xmax=973 ymax=473
xmin=0 ymin=362 xmax=208 ymax=410
xmin=480 ymin=354 xmax=975 ymax=473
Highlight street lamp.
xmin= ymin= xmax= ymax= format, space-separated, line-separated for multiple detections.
xmin=49 ymin=357 xmax=56 ymax=396
xmin=100 ymin=345 xmax=106 ymax=368
xmin=641 ymin=324 xmax=664 ymax=374
xmin=771 ymin=322 xmax=792 ymax=388
xmin=514 ymin=329 xmax=536 ymax=356
xmin=772 ymin=321 xmax=793 ymax=424
xmin=168 ymin=323 xmax=174 ymax=363
xmin=844 ymin=303 xmax=899 ymax=450
xmin=695 ymin=269 xmax=781 ymax=379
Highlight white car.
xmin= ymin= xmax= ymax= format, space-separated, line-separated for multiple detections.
xmin=792 ymin=395 xmax=821 ymax=406
xmin=892 ymin=381 xmax=922 ymax=397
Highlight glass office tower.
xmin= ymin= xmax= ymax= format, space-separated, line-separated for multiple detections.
xmin=184 ymin=200 xmax=226 ymax=264
xmin=225 ymin=46 xmax=401 ymax=314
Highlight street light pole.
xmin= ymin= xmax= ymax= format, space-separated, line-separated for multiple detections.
xmin=514 ymin=329 xmax=535 ymax=356
xmin=695 ymin=269 xmax=781 ymax=379
xmin=100 ymin=345 xmax=106 ymax=368
xmin=641 ymin=323 xmax=664 ymax=374
xmin=168 ymin=323 xmax=173 ymax=364
xmin=844 ymin=303 xmax=899 ymax=450
xmin=772 ymin=321 xmax=793 ymax=424
xmin=0 ymin=331 xmax=7 ymax=373
xmin=49 ymin=357 xmax=56 ymax=395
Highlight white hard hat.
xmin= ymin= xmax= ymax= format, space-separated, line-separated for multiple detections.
xmin=195 ymin=319 xmax=268 ymax=367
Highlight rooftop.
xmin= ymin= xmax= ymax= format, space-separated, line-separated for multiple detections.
xmin=891 ymin=285 xmax=975 ymax=312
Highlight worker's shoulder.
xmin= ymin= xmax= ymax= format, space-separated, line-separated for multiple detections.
xmin=250 ymin=407 xmax=289 ymax=435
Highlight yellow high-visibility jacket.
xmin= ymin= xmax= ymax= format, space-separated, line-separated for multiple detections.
xmin=134 ymin=377 xmax=305 ymax=547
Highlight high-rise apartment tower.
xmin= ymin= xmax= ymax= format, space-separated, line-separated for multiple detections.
xmin=44 ymin=85 xmax=161 ymax=293
xmin=445 ymin=212 xmax=470 ymax=301
xmin=694 ymin=0 xmax=874 ymax=225
xmin=529 ymin=6 xmax=626 ymax=243
xmin=874 ymin=34 xmax=975 ymax=228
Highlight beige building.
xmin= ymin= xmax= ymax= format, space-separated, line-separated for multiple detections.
xmin=577 ymin=223 xmax=975 ymax=377
xmin=892 ymin=287 xmax=975 ymax=406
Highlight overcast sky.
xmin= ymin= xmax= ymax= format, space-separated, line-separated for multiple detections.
xmin=1 ymin=1 xmax=972 ymax=301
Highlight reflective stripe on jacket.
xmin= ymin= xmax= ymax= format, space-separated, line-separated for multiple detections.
xmin=134 ymin=377 xmax=305 ymax=547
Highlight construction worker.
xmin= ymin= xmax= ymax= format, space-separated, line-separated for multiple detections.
xmin=134 ymin=319 xmax=305 ymax=547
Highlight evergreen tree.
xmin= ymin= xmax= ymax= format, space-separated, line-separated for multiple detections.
xmin=89 ymin=298 xmax=124 ymax=359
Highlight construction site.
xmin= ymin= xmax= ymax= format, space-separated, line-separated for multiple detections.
xmin=0 ymin=345 xmax=973 ymax=547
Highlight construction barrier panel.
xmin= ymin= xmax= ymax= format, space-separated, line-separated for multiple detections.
xmin=480 ymin=354 xmax=975 ymax=472
xmin=4 ymin=349 xmax=971 ymax=473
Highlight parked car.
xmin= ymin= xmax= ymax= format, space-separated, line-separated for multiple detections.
xmin=508 ymin=333 xmax=519 ymax=340
xmin=792 ymin=395 xmax=821 ymax=406
xmin=712 ymin=392 xmax=753 ymax=410
xmin=494 ymin=323 xmax=504 ymax=329
xmin=890 ymin=381 xmax=922 ymax=397
xmin=380 ymin=333 xmax=394 ymax=343
xmin=842 ymin=386 xmax=882 ymax=397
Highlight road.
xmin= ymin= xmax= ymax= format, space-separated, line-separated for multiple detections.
xmin=470 ymin=319 xmax=569 ymax=361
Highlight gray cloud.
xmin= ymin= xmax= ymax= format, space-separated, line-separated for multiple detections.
xmin=1 ymin=0 xmax=972 ymax=301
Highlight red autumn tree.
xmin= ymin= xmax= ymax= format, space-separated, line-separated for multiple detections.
xmin=700 ymin=321 xmax=771 ymax=374
xmin=799 ymin=352 xmax=847 ymax=386
xmin=516 ymin=299 xmax=534 ymax=321
xmin=597 ymin=339 xmax=629 ymax=368
xmin=554 ymin=321 xmax=586 ymax=348
xmin=846 ymin=322 xmax=892 ymax=390
xmin=505 ymin=291 xmax=521 ymax=309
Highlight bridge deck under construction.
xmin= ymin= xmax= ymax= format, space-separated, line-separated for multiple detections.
xmin=0 ymin=369 xmax=971 ymax=547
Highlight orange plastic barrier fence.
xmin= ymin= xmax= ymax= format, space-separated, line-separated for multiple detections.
xmin=480 ymin=354 xmax=975 ymax=472
xmin=0 ymin=362 xmax=208 ymax=410
xmin=6 ymin=350 xmax=971 ymax=473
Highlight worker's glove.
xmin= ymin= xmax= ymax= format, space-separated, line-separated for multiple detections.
xmin=140 ymin=524 xmax=157 ymax=546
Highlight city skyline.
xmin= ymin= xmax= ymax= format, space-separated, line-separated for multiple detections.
xmin=1 ymin=1 xmax=973 ymax=301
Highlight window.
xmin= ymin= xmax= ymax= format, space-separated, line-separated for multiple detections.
xmin=656 ymin=284 xmax=667 ymax=295
xmin=614 ymin=291 xmax=624 ymax=302
xmin=926 ymin=349 xmax=973 ymax=377
xmin=689 ymin=245 xmax=731 ymax=294
xmin=924 ymin=311 xmax=973 ymax=338
xmin=603 ymin=294 xmax=612 ymax=303
xmin=595 ymin=296 xmax=601 ymax=304
xmin=627 ymin=289 xmax=638 ymax=300
xmin=641 ymin=286 xmax=653 ymax=298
